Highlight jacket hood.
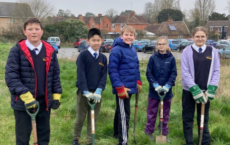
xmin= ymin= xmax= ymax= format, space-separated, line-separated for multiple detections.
xmin=112 ymin=37 xmax=133 ymax=48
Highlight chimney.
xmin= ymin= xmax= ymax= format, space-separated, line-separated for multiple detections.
xmin=130 ymin=11 xmax=135 ymax=17
xmin=167 ymin=18 xmax=172 ymax=24
xmin=78 ymin=14 xmax=83 ymax=18
xmin=98 ymin=13 xmax=102 ymax=17
xmin=153 ymin=20 xmax=157 ymax=25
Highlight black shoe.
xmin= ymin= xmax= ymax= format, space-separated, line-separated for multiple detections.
xmin=72 ymin=140 xmax=79 ymax=145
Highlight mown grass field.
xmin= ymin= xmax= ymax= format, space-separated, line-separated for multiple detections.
xmin=0 ymin=43 xmax=230 ymax=145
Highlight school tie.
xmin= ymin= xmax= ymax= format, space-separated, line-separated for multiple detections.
xmin=199 ymin=48 xmax=202 ymax=54
xmin=33 ymin=48 xmax=38 ymax=54
xmin=93 ymin=53 xmax=97 ymax=58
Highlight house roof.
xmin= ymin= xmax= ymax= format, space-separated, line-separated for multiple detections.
xmin=112 ymin=15 xmax=148 ymax=24
xmin=93 ymin=17 xmax=101 ymax=24
xmin=145 ymin=24 xmax=161 ymax=33
xmin=0 ymin=2 xmax=34 ymax=18
xmin=156 ymin=21 xmax=190 ymax=35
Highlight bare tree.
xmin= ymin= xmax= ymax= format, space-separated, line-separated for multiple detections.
xmin=19 ymin=0 xmax=55 ymax=21
xmin=143 ymin=2 xmax=154 ymax=23
xmin=105 ymin=9 xmax=118 ymax=21
xmin=160 ymin=0 xmax=181 ymax=10
xmin=226 ymin=0 xmax=230 ymax=14
xmin=194 ymin=0 xmax=215 ymax=25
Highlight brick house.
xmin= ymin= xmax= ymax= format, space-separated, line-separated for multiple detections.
xmin=76 ymin=14 xmax=112 ymax=32
xmin=205 ymin=20 xmax=230 ymax=39
xmin=146 ymin=19 xmax=190 ymax=38
xmin=111 ymin=11 xmax=149 ymax=34
xmin=0 ymin=2 xmax=34 ymax=34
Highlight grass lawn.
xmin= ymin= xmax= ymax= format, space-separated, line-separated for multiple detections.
xmin=0 ymin=43 xmax=230 ymax=145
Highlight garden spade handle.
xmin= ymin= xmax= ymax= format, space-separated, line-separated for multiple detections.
xmin=25 ymin=102 xmax=39 ymax=145
xmin=87 ymin=100 xmax=96 ymax=145
xmin=158 ymin=92 xmax=166 ymax=135
xmin=199 ymin=102 xmax=205 ymax=145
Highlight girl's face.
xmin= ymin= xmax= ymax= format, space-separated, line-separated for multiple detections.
xmin=193 ymin=31 xmax=207 ymax=47
xmin=156 ymin=39 xmax=168 ymax=53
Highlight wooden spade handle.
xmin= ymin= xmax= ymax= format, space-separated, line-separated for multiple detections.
xmin=32 ymin=120 xmax=38 ymax=144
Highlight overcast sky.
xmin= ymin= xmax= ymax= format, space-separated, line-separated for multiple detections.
xmin=2 ymin=0 xmax=229 ymax=16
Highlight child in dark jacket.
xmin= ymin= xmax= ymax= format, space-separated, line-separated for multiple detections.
xmin=109 ymin=25 xmax=142 ymax=145
xmin=5 ymin=18 xmax=62 ymax=145
xmin=72 ymin=28 xmax=107 ymax=145
xmin=144 ymin=37 xmax=177 ymax=142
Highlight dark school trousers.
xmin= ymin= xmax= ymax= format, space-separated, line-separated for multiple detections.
xmin=14 ymin=97 xmax=51 ymax=145
xmin=113 ymin=94 xmax=132 ymax=145
xmin=182 ymin=89 xmax=210 ymax=145
xmin=145 ymin=97 xmax=172 ymax=135
xmin=73 ymin=90 xmax=101 ymax=144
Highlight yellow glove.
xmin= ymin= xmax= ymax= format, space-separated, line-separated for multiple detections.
xmin=53 ymin=93 xmax=61 ymax=101
xmin=52 ymin=94 xmax=61 ymax=109
xmin=20 ymin=92 xmax=37 ymax=109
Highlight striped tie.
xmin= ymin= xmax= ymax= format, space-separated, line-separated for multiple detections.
xmin=199 ymin=48 xmax=202 ymax=53
xmin=33 ymin=48 xmax=38 ymax=54
xmin=93 ymin=53 xmax=97 ymax=58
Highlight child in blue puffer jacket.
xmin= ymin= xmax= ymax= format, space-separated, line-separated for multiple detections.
xmin=109 ymin=25 xmax=142 ymax=145
xmin=144 ymin=37 xmax=177 ymax=142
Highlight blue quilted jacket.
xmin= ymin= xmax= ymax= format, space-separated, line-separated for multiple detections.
xmin=108 ymin=37 xmax=141 ymax=94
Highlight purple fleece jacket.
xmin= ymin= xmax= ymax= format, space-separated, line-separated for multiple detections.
xmin=181 ymin=45 xmax=220 ymax=91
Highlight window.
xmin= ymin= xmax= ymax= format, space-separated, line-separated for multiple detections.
xmin=120 ymin=24 xmax=125 ymax=30
xmin=225 ymin=26 xmax=228 ymax=32
xmin=106 ymin=24 xmax=109 ymax=29
xmin=210 ymin=26 xmax=214 ymax=31
xmin=162 ymin=35 xmax=168 ymax=38
xmin=91 ymin=23 xmax=94 ymax=28
xmin=112 ymin=24 xmax=115 ymax=30
xmin=178 ymin=35 xmax=183 ymax=38
xmin=218 ymin=26 xmax=222 ymax=32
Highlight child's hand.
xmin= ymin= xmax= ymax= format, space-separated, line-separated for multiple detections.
xmin=137 ymin=80 xmax=142 ymax=94
xmin=115 ymin=86 xmax=130 ymax=99
xmin=153 ymin=83 xmax=163 ymax=93
xmin=83 ymin=91 xmax=94 ymax=101
xmin=162 ymin=84 xmax=171 ymax=93
xmin=93 ymin=88 xmax=102 ymax=103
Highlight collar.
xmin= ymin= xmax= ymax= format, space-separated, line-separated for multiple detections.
xmin=25 ymin=39 xmax=42 ymax=55
xmin=88 ymin=47 xmax=99 ymax=58
xmin=192 ymin=44 xmax=206 ymax=53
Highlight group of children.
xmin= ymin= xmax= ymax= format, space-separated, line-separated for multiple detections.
xmin=5 ymin=17 xmax=220 ymax=145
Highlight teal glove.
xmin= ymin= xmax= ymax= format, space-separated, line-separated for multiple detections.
xmin=189 ymin=85 xmax=207 ymax=104
xmin=205 ymin=85 xmax=218 ymax=101
xmin=162 ymin=84 xmax=171 ymax=93
xmin=153 ymin=83 xmax=163 ymax=93
xmin=94 ymin=88 xmax=102 ymax=103
xmin=83 ymin=91 xmax=94 ymax=101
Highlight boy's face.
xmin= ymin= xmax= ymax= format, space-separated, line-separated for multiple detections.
xmin=87 ymin=35 xmax=103 ymax=51
xmin=120 ymin=31 xmax=135 ymax=45
xmin=23 ymin=23 xmax=43 ymax=46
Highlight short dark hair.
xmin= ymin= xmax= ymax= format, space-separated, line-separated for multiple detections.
xmin=88 ymin=28 xmax=102 ymax=39
xmin=24 ymin=17 xmax=43 ymax=30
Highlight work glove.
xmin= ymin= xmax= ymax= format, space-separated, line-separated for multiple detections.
xmin=162 ymin=84 xmax=171 ymax=93
xmin=189 ymin=85 xmax=207 ymax=104
xmin=205 ymin=85 xmax=218 ymax=101
xmin=153 ymin=83 xmax=163 ymax=93
xmin=83 ymin=91 xmax=94 ymax=101
xmin=115 ymin=85 xmax=131 ymax=99
xmin=20 ymin=91 xmax=38 ymax=109
xmin=52 ymin=94 xmax=61 ymax=109
xmin=93 ymin=88 xmax=102 ymax=103
xmin=137 ymin=80 xmax=142 ymax=94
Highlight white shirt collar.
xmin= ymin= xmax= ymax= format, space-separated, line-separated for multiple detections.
xmin=88 ymin=47 xmax=99 ymax=58
xmin=25 ymin=39 xmax=42 ymax=55
xmin=192 ymin=44 xmax=206 ymax=53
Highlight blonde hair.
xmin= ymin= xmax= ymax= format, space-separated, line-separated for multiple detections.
xmin=121 ymin=25 xmax=136 ymax=36
xmin=156 ymin=36 xmax=171 ymax=52
xmin=192 ymin=26 xmax=208 ymax=37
